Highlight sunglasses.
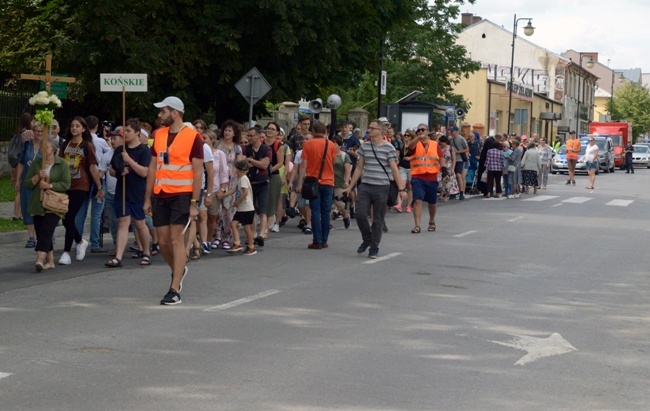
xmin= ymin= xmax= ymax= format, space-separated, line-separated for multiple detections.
xmin=417 ymin=128 xmax=428 ymax=133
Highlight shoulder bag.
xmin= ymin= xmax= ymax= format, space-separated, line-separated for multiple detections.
xmin=370 ymin=142 xmax=399 ymax=207
xmin=301 ymin=138 xmax=329 ymax=200
xmin=42 ymin=176 xmax=69 ymax=215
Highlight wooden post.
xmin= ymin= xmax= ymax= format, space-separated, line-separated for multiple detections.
xmin=20 ymin=54 xmax=76 ymax=197
xmin=122 ymin=86 xmax=126 ymax=215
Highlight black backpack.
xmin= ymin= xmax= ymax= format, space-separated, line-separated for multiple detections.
xmin=7 ymin=134 xmax=23 ymax=168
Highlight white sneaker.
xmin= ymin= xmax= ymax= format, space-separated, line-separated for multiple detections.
xmin=507 ymin=195 xmax=513 ymax=199
xmin=514 ymin=194 xmax=521 ymax=199
xmin=58 ymin=253 xmax=72 ymax=265
xmin=76 ymin=239 xmax=89 ymax=261
xmin=271 ymin=224 xmax=280 ymax=233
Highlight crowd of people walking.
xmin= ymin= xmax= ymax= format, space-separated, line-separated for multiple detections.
xmin=8 ymin=97 xmax=569 ymax=305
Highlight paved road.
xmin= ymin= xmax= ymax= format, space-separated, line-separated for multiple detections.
xmin=1 ymin=169 xmax=649 ymax=410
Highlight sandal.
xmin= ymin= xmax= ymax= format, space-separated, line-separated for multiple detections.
xmin=140 ymin=254 xmax=152 ymax=266
xmin=585 ymin=186 xmax=594 ymax=189
xmin=211 ymin=239 xmax=221 ymax=249
xmin=105 ymin=258 xmax=123 ymax=268
xmin=150 ymin=243 xmax=160 ymax=256
xmin=132 ymin=250 xmax=143 ymax=259
xmin=190 ymin=249 xmax=201 ymax=261
xmin=25 ymin=237 xmax=36 ymax=249
xmin=411 ymin=226 xmax=421 ymax=234
xmin=428 ymin=222 xmax=436 ymax=232
xmin=109 ymin=249 xmax=117 ymax=257
xmin=221 ymin=241 xmax=230 ymax=250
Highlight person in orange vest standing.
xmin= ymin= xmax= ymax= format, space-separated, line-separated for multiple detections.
xmin=565 ymin=131 xmax=580 ymax=186
xmin=144 ymin=97 xmax=204 ymax=305
xmin=408 ymin=123 xmax=444 ymax=234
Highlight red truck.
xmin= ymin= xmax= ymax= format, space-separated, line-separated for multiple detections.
xmin=589 ymin=121 xmax=632 ymax=169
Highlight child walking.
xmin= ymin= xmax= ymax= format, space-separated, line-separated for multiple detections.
xmin=226 ymin=160 xmax=256 ymax=255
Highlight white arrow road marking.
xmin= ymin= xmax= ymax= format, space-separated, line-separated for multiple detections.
xmin=562 ymin=196 xmax=592 ymax=204
xmin=606 ymin=199 xmax=633 ymax=207
xmin=0 ymin=372 xmax=12 ymax=380
xmin=204 ymin=290 xmax=280 ymax=312
xmin=454 ymin=231 xmax=477 ymax=238
xmin=490 ymin=332 xmax=577 ymax=366
xmin=363 ymin=252 xmax=401 ymax=264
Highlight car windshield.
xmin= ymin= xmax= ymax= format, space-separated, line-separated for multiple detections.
xmin=633 ymin=145 xmax=649 ymax=153
xmin=610 ymin=136 xmax=622 ymax=145
xmin=582 ymin=139 xmax=608 ymax=150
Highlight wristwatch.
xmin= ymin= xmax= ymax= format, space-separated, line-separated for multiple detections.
xmin=206 ymin=193 xmax=213 ymax=198
xmin=190 ymin=199 xmax=198 ymax=203
xmin=399 ymin=189 xmax=407 ymax=192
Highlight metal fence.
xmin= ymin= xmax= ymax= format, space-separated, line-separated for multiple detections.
xmin=0 ymin=85 xmax=37 ymax=141
xmin=0 ymin=83 xmax=81 ymax=141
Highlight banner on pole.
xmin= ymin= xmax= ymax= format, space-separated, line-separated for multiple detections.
xmin=100 ymin=74 xmax=148 ymax=92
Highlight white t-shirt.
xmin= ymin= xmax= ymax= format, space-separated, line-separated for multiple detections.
xmin=100 ymin=149 xmax=116 ymax=194
xmin=91 ymin=133 xmax=112 ymax=164
xmin=201 ymin=143 xmax=214 ymax=190
xmin=585 ymin=144 xmax=598 ymax=162
xmin=236 ymin=175 xmax=254 ymax=212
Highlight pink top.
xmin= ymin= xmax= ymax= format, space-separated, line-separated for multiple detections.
xmin=212 ymin=149 xmax=229 ymax=191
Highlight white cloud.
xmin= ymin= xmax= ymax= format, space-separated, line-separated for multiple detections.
xmin=456 ymin=0 xmax=649 ymax=71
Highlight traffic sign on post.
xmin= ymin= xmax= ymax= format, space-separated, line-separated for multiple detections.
xmin=235 ymin=67 xmax=271 ymax=126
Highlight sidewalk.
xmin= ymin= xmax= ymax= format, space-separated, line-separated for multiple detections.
xmin=0 ymin=201 xmax=89 ymax=245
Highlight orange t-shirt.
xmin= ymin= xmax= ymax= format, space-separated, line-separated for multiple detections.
xmin=566 ymin=139 xmax=581 ymax=160
xmin=301 ymin=137 xmax=338 ymax=186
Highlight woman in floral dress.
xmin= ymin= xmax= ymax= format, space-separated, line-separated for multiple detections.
xmin=437 ymin=135 xmax=459 ymax=202
xmin=212 ymin=120 xmax=244 ymax=250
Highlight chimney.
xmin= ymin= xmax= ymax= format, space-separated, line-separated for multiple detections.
xmin=461 ymin=13 xmax=474 ymax=27
xmin=472 ymin=15 xmax=482 ymax=25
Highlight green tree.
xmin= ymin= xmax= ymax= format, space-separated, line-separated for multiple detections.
xmin=1 ymin=0 xmax=419 ymax=122
xmin=349 ymin=0 xmax=479 ymax=117
xmin=612 ymin=82 xmax=650 ymax=142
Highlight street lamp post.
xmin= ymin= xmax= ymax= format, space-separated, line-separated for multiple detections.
xmin=506 ymin=14 xmax=535 ymax=135
xmin=575 ymin=53 xmax=594 ymax=132
xmin=610 ymin=70 xmax=624 ymax=120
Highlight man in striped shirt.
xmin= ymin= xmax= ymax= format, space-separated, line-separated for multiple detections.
xmin=343 ymin=120 xmax=406 ymax=259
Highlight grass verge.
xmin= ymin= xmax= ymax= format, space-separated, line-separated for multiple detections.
xmin=0 ymin=176 xmax=17 ymax=202
xmin=0 ymin=217 xmax=25 ymax=233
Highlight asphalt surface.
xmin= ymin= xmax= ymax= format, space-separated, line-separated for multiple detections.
xmin=1 ymin=169 xmax=649 ymax=410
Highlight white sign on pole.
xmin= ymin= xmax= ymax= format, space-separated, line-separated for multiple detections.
xmin=100 ymin=73 xmax=148 ymax=92
xmin=380 ymin=70 xmax=387 ymax=96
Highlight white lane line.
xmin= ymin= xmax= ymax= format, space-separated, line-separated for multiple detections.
xmin=562 ymin=196 xmax=592 ymax=204
xmin=0 ymin=373 xmax=12 ymax=380
xmin=607 ymin=199 xmax=634 ymax=207
xmin=508 ymin=216 xmax=524 ymax=222
xmin=522 ymin=195 xmax=559 ymax=202
xmin=551 ymin=203 xmax=564 ymax=207
xmin=204 ymin=290 xmax=280 ymax=312
xmin=363 ymin=252 xmax=401 ymax=264
xmin=454 ymin=230 xmax=477 ymax=238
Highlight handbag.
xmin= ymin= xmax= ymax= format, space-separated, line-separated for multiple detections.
xmin=42 ymin=189 xmax=69 ymax=214
xmin=301 ymin=138 xmax=329 ymax=200
xmin=370 ymin=142 xmax=400 ymax=207
xmin=507 ymin=165 xmax=516 ymax=172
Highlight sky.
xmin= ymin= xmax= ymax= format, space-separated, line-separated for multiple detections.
xmin=457 ymin=0 xmax=648 ymax=72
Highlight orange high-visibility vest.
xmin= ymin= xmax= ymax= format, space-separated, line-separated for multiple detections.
xmin=153 ymin=126 xmax=196 ymax=195
xmin=410 ymin=140 xmax=441 ymax=176
xmin=566 ymin=139 xmax=580 ymax=160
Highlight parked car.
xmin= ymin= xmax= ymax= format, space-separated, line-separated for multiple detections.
xmin=631 ymin=144 xmax=650 ymax=168
xmin=551 ymin=144 xmax=589 ymax=174
xmin=580 ymin=136 xmax=615 ymax=173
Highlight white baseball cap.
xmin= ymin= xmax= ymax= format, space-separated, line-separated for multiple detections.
xmin=154 ymin=96 xmax=184 ymax=113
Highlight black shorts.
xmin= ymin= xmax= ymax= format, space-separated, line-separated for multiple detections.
xmin=454 ymin=161 xmax=465 ymax=175
xmin=233 ymin=210 xmax=255 ymax=226
xmin=152 ymin=194 xmax=191 ymax=227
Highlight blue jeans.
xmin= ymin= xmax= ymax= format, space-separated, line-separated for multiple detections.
xmin=503 ymin=173 xmax=512 ymax=195
xmin=103 ymin=191 xmax=118 ymax=247
xmin=308 ymin=184 xmax=334 ymax=244
xmin=75 ymin=190 xmax=105 ymax=249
